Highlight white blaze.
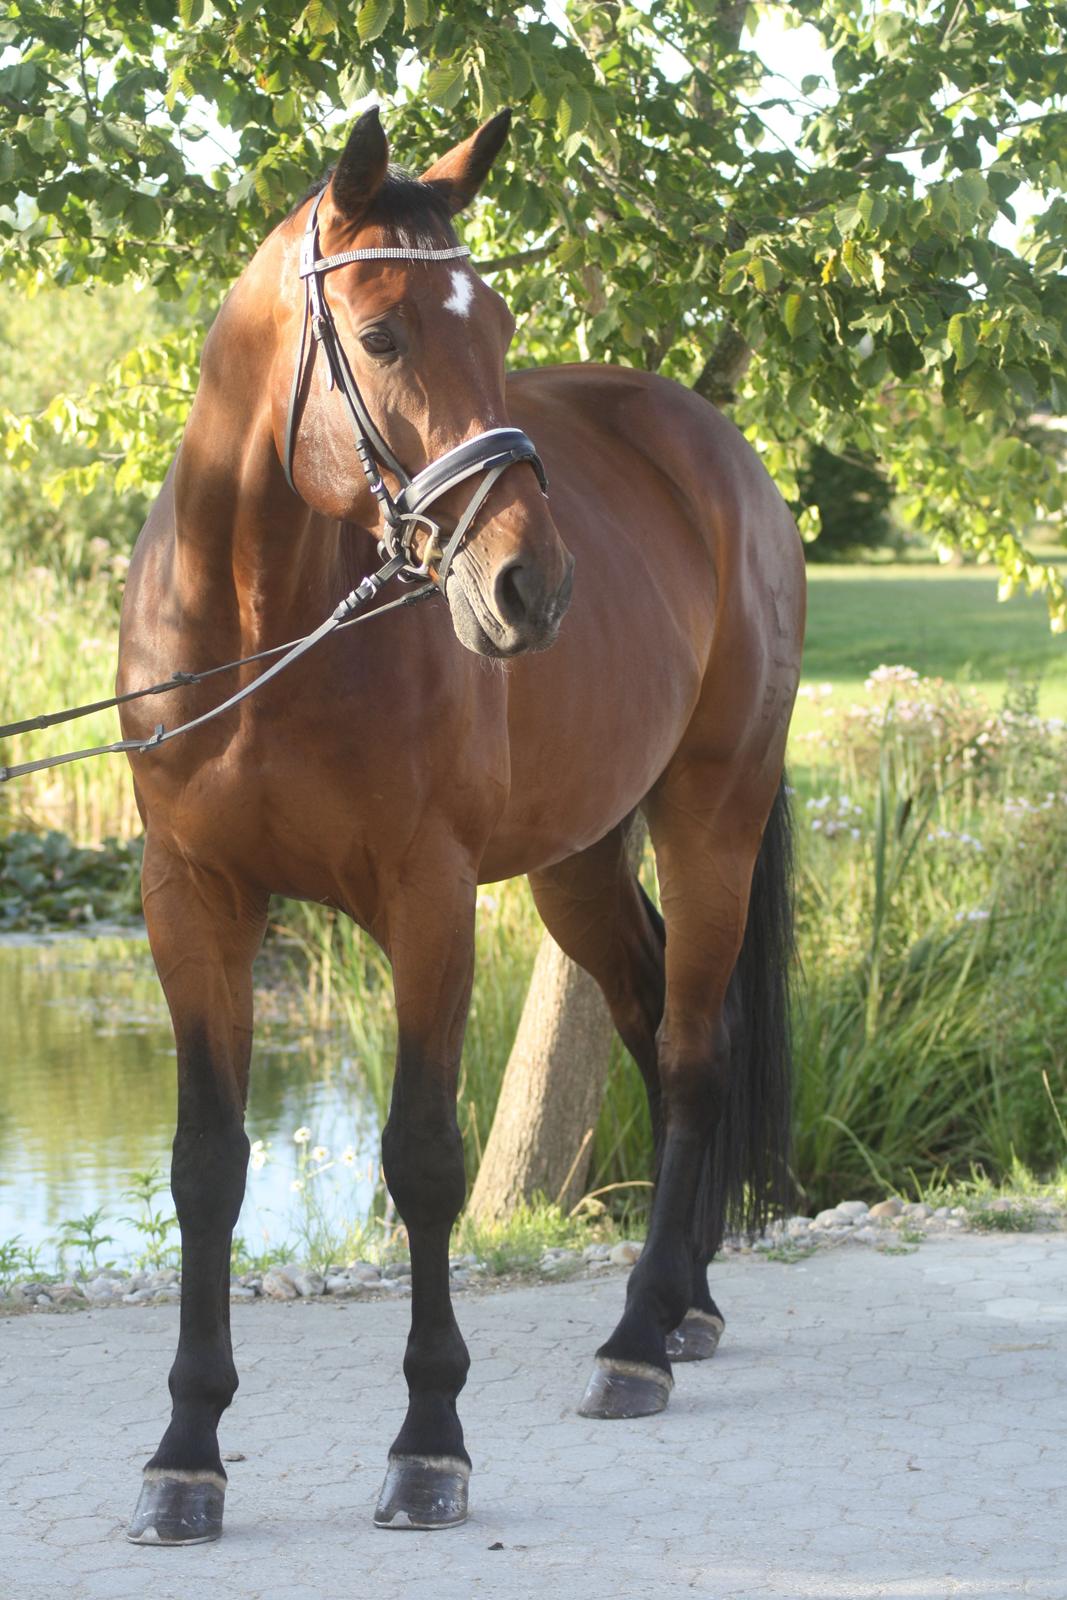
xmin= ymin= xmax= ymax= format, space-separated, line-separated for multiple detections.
xmin=443 ymin=268 xmax=475 ymax=319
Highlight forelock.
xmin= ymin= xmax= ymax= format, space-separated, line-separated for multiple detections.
xmin=290 ymin=164 xmax=458 ymax=251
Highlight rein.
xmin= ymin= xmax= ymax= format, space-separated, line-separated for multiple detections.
xmin=0 ymin=554 xmax=428 ymax=785
xmin=1 ymin=193 xmax=550 ymax=788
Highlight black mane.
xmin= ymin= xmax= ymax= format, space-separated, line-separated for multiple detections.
xmin=292 ymin=164 xmax=458 ymax=251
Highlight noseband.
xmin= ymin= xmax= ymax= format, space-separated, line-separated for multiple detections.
xmin=282 ymin=191 xmax=548 ymax=586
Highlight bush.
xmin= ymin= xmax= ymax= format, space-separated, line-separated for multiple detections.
xmin=798 ymin=445 xmax=897 ymax=562
xmin=789 ymin=668 xmax=1067 ymax=1206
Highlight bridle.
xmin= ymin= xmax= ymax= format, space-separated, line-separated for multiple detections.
xmin=0 ymin=191 xmax=553 ymax=785
xmin=282 ymin=190 xmax=548 ymax=587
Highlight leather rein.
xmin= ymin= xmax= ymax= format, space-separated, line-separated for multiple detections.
xmin=0 ymin=195 xmax=548 ymax=787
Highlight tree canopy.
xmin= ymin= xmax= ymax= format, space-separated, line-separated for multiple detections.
xmin=3 ymin=1 xmax=1066 ymax=620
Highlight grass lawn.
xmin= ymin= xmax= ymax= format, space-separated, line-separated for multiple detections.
xmin=791 ymin=561 xmax=1067 ymax=742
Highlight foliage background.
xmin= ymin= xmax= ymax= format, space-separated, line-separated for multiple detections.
xmin=2 ymin=0 xmax=1066 ymax=610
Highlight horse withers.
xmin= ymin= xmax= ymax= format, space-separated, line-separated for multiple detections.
xmin=117 ymin=106 xmax=805 ymax=1540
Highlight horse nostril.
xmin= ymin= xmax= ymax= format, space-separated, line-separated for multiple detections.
xmin=494 ymin=560 xmax=536 ymax=628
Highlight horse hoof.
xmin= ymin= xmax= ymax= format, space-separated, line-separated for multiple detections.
xmin=666 ymin=1310 xmax=725 ymax=1363
xmin=373 ymin=1455 xmax=470 ymax=1530
xmin=577 ymin=1357 xmax=673 ymax=1419
xmin=126 ymin=1470 xmax=226 ymax=1545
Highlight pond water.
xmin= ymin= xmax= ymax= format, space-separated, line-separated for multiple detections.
xmin=0 ymin=934 xmax=384 ymax=1266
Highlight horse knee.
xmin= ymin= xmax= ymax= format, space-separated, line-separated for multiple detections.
xmin=171 ymin=1120 xmax=250 ymax=1234
xmin=382 ymin=1114 xmax=466 ymax=1229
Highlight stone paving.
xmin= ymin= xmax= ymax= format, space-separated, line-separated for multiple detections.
xmin=1 ymin=1231 xmax=1065 ymax=1600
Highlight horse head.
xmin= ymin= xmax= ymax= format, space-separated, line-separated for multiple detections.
xmin=275 ymin=107 xmax=574 ymax=659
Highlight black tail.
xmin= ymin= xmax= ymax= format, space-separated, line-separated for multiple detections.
xmin=700 ymin=776 xmax=795 ymax=1249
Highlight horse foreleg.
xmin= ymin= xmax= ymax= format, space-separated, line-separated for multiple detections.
xmin=127 ymin=837 xmax=267 ymax=1545
xmin=371 ymin=866 xmax=476 ymax=1530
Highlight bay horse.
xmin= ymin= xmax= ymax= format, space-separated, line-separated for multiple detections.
xmin=117 ymin=106 xmax=804 ymax=1540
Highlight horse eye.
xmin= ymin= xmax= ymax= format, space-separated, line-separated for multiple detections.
xmin=361 ymin=328 xmax=396 ymax=356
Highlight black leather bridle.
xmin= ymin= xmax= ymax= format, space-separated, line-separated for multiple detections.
xmin=282 ymin=191 xmax=548 ymax=587
xmin=0 ymin=195 xmax=553 ymax=785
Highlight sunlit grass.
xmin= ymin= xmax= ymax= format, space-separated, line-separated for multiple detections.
xmin=796 ymin=561 xmax=1067 ymax=740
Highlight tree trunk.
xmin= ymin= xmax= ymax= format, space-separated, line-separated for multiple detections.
xmin=467 ymin=821 xmax=646 ymax=1224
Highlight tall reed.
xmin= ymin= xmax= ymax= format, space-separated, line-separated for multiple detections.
xmin=1 ymin=566 xmax=139 ymax=843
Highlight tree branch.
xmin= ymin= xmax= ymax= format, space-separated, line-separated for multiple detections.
xmin=692 ymin=322 xmax=753 ymax=408
xmin=474 ymin=242 xmax=557 ymax=275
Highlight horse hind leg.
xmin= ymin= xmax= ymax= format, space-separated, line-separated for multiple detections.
xmin=127 ymin=837 xmax=267 ymax=1545
xmin=625 ymin=879 xmax=727 ymax=1364
xmin=527 ymin=817 xmax=666 ymax=1118
xmin=680 ymin=778 xmax=794 ymax=1357
xmin=578 ymin=770 xmax=793 ymax=1419
xmin=530 ymin=822 xmax=728 ymax=1383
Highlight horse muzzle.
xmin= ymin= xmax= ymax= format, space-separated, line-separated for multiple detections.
xmin=447 ymin=546 xmax=574 ymax=659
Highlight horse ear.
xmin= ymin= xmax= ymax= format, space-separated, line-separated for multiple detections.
xmin=420 ymin=109 xmax=512 ymax=215
xmin=330 ymin=107 xmax=389 ymax=219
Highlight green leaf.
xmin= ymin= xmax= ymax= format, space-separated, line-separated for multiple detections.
xmin=857 ymin=191 xmax=888 ymax=231
xmin=556 ymin=86 xmax=591 ymax=142
xmin=797 ymin=505 xmax=821 ymax=543
xmin=749 ymin=256 xmax=782 ymax=294
xmin=787 ymin=378 xmax=812 ymax=417
xmin=0 ymin=63 xmax=36 ymax=98
xmin=589 ymin=307 xmax=618 ymax=343
xmin=783 ymin=293 xmax=814 ymax=337
xmin=124 ymin=193 xmax=162 ymax=236
xmin=339 ymin=63 xmax=375 ymax=106
xmin=303 ymin=0 xmax=337 ymax=36
xmin=404 ymin=0 xmax=429 ymax=24
xmin=253 ymin=164 xmax=279 ymax=208
xmin=98 ymin=183 xmax=129 ymax=219
xmin=177 ymin=0 xmax=204 ymax=25
xmin=947 ymin=313 xmax=978 ymax=371
xmin=835 ymin=201 xmax=861 ymax=236
xmin=101 ymin=118 xmax=141 ymax=156
xmin=272 ymin=92 xmax=299 ymax=129
xmin=955 ymin=171 xmax=988 ymax=213
xmin=504 ymin=48 xmax=532 ymax=100
xmin=960 ymin=365 xmax=1009 ymax=415
xmin=857 ymin=347 xmax=890 ymax=388
xmin=357 ymin=0 xmax=394 ymax=43
xmin=425 ymin=59 xmax=465 ymax=109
